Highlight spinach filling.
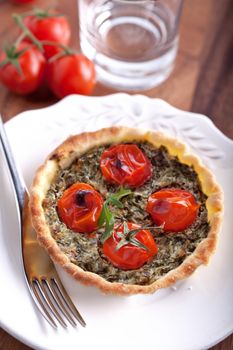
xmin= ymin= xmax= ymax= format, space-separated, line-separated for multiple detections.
xmin=43 ymin=142 xmax=209 ymax=285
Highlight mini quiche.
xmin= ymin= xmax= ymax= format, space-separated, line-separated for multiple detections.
xmin=30 ymin=126 xmax=223 ymax=295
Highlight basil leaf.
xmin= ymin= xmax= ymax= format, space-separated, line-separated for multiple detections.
xmin=100 ymin=214 xmax=114 ymax=243
xmin=99 ymin=188 xmax=132 ymax=243
xmin=98 ymin=203 xmax=108 ymax=227
xmin=112 ymin=187 xmax=132 ymax=201
xmin=107 ymin=197 xmax=123 ymax=208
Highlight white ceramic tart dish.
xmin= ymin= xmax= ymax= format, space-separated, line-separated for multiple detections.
xmin=30 ymin=126 xmax=223 ymax=296
xmin=1 ymin=94 xmax=233 ymax=350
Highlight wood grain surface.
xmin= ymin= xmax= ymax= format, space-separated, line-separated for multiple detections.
xmin=0 ymin=0 xmax=232 ymax=349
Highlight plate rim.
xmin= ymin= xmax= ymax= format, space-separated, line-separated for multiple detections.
xmin=5 ymin=93 xmax=233 ymax=146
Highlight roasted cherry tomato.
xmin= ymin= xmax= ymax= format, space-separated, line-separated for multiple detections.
xmin=57 ymin=183 xmax=103 ymax=233
xmin=100 ymin=144 xmax=152 ymax=187
xmin=0 ymin=42 xmax=46 ymax=94
xmin=146 ymin=188 xmax=200 ymax=232
xmin=103 ymin=222 xmax=158 ymax=270
xmin=23 ymin=12 xmax=71 ymax=58
xmin=47 ymin=53 xmax=96 ymax=98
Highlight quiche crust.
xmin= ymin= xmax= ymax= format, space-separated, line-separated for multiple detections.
xmin=30 ymin=126 xmax=223 ymax=295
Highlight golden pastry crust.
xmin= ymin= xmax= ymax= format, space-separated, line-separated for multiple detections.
xmin=30 ymin=126 xmax=223 ymax=295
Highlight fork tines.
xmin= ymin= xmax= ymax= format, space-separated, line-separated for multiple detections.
xmin=30 ymin=277 xmax=86 ymax=328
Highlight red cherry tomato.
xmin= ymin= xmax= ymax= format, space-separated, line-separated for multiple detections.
xmin=23 ymin=13 xmax=71 ymax=58
xmin=100 ymin=144 xmax=152 ymax=187
xmin=0 ymin=42 xmax=46 ymax=95
xmin=57 ymin=183 xmax=103 ymax=233
xmin=146 ymin=188 xmax=200 ymax=232
xmin=47 ymin=53 xmax=96 ymax=98
xmin=12 ymin=0 xmax=35 ymax=4
xmin=103 ymin=222 xmax=158 ymax=270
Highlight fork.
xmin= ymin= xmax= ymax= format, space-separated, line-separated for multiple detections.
xmin=0 ymin=115 xmax=86 ymax=329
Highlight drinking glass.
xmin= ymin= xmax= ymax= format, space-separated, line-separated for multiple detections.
xmin=78 ymin=0 xmax=184 ymax=90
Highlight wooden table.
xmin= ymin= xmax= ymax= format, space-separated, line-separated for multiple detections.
xmin=0 ymin=0 xmax=232 ymax=349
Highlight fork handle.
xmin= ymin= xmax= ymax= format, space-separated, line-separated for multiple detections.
xmin=0 ymin=115 xmax=26 ymax=213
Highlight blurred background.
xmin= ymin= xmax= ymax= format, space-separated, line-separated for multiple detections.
xmin=0 ymin=0 xmax=232 ymax=137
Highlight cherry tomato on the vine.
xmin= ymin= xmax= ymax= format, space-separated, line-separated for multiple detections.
xmin=57 ymin=183 xmax=103 ymax=233
xmin=100 ymin=144 xmax=152 ymax=187
xmin=103 ymin=222 xmax=158 ymax=270
xmin=12 ymin=0 xmax=35 ymax=4
xmin=47 ymin=53 xmax=96 ymax=98
xmin=0 ymin=41 xmax=46 ymax=95
xmin=23 ymin=12 xmax=71 ymax=58
xmin=146 ymin=188 xmax=200 ymax=232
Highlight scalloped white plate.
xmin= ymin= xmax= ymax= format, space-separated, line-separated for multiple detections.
xmin=1 ymin=94 xmax=233 ymax=350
